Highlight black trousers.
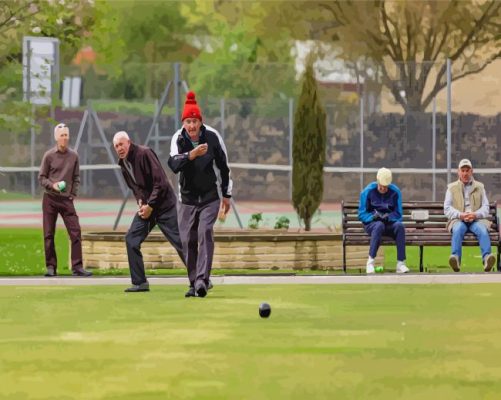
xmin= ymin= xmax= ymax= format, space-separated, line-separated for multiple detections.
xmin=125 ymin=206 xmax=185 ymax=285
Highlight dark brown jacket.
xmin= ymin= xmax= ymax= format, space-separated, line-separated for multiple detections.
xmin=38 ymin=146 xmax=80 ymax=198
xmin=118 ymin=143 xmax=177 ymax=212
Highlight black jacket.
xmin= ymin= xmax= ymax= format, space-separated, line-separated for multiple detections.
xmin=118 ymin=143 xmax=177 ymax=212
xmin=168 ymin=124 xmax=232 ymax=206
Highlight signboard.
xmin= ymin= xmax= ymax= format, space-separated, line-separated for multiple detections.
xmin=22 ymin=36 xmax=59 ymax=105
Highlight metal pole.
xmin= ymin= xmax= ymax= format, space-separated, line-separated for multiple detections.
xmin=154 ymin=99 xmax=159 ymax=154
xmin=26 ymin=40 xmax=35 ymax=197
xmin=360 ymin=91 xmax=364 ymax=191
xmin=51 ymin=40 xmax=59 ymax=121
xmin=220 ymin=98 xmax=225 ymax=139
xmin=88 ymin=104 xmax=94 ymax=197
xmin=30 ymin=104 xmax=35 ymax=197
xmin=113 ymin=191 xmax=131 ymax=231
xmin=446 ymin=58 xmax=452 ymax=183
xmin=288 ymin=98 xmax=294 ymax=202
xmin=143 ymin=81 xmax=171 ymax=147
xmin=90 ymin=108 xmax=128 ymax=196
xmin=174 ymin=63 xmax=180 ymax=130
xmin=74 ymin=108 xmax=89 ymax=151
xmin=230 ymin=198 xmax=243 ymax=229
xmin=432 ymin=96 xmax=436 ymax=201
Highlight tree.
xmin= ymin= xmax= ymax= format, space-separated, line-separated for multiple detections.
xmin=88 ymin=1 xmax=197 ymax=100
xmin=0 ymin=0 xmax=97 ymax=134
xmin=244 ymin=0 xmax=500 ymax=113
xmin=299 ymin=1 xmax=501 ymax=113
xmin=292 ymin=59 xmax=326 ymax=231
xmin=180 ymin=0 xmax=298 ymax=103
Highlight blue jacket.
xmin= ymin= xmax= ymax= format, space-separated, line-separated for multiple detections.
xmin=358 ymin=182 xmax=403 ymax=224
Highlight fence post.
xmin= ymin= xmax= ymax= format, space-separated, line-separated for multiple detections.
xmin=360 ymin=91 xmax=364 ymax=192
xmin=432 ymin=96 xmax=436 ymax=201
xmin=220 ymin=98 xmax=225 ymax=139
xmin=289 ymin=98 xmax=294 ymax=202
xmin=446 ymin=58 xmax=452 ymax=184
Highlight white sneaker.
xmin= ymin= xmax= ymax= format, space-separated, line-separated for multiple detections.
xmin=366 ymin=257 xmax=375 ymax=274
xmin=396 ymin=261 xmax=409 ymax=274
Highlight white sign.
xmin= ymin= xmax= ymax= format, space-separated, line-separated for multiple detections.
xmin=62 ymin=76 xmax=82 ymax=108
xmin=23 ymin=36 xmax=59 ymax=105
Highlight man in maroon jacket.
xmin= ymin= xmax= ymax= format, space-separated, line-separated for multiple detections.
xmin=38 ymin=123 xmax=92 ymax=277
xmin=113 ymin=131 xmax=185 ymax=292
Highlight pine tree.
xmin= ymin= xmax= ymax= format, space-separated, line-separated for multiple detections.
xmin=292 ymin=60 xmax=326 ymax=231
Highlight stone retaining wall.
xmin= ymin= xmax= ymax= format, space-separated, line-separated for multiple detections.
xmin=81 ymin=230 xmax=384 ymax=271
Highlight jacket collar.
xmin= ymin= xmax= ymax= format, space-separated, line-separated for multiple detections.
xmin=181 ymin=124 xmax=206 ymax=143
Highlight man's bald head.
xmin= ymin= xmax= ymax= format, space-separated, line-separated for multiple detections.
xmin=113 ymin=131 xmax=130 ymax=145
xmin=113 ymin=131 xmax=131 ymax=159
xmin=54 ymin=123 xmax=69 ymax=140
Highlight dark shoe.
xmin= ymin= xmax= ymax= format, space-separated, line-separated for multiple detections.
xmin=44 ymin=266 xmax=56 ymax=277
xmin=124 ymin=282 xmax=150 ymax=292
xmin=72 ymin=268 xmax=93 ymax=277
xmin=195 ymin=281 xmax=207 ymax=298
xmin=207 ymin=279 xmax=214 ymax=290
xmin=449 ymin=255 xmax=460 ymax=272
xmin=185 ymin=286 xmax=196 ymax=297
xmin=484 ymin=254 xmax=496 ymax=272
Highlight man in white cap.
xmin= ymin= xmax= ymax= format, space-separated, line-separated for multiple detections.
xmin=444 ymin=159 xmax=495 ymax=272
xmin=358 ymin=167 xmax=409 ymax=274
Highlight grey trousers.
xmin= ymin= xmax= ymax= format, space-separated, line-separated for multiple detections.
xmin=125 ymin=206 xmax=185 ymax=285
xmin=178 ymin=199 xmax=220 ymax=287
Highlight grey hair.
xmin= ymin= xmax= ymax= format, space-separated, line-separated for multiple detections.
xmin=113 ymin=131 xmax=130 ymax=145
xmin=54 ymin=123 xmax=68 ymax=139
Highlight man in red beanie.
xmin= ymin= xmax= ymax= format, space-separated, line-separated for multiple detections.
xmin=168 ymin=91 xmax=233 ymax=298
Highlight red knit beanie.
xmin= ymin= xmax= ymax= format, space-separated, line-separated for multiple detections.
xmin=181 ymin=91 xmax=202 ymax=121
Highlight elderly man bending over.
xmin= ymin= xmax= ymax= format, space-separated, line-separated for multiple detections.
xmin=113 ymin=131 xmax=186 ymax=292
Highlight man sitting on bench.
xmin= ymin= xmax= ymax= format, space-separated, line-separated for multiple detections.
xmin=444 ymin=159 xmax=496 ymax=272
xmin=358 ymin=167 xmax=409 ymax=274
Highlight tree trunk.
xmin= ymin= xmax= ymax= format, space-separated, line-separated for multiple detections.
xmin=305 ymin=217 xmax=311 ymax=231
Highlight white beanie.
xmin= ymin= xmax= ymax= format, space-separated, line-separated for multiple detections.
xmin=376 ymin=167 xmax=392 ymax=186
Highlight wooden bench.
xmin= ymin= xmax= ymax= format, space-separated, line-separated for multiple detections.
xmin=342 ymin=201 xmax=501 ymax=272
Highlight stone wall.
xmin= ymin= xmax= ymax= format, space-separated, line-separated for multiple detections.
xmin=81 ymin=230 xmax=384 ymax=271
xmin=3 ymin=108 xmax=500 ymax=202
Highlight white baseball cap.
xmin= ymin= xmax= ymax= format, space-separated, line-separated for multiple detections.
xmin=458 ymin=159 xmax=472 ymax=169
xmin=376 ymin=167 xmax=392 ymax=186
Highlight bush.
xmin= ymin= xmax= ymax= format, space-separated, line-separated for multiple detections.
xmin=248 ymin=212 xmax=263 ymax=229
xmin=274 ymin=216 xmax=290 ymax=230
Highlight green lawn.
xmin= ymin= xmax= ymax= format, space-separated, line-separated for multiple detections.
xmin=0 ymin=190 xmax=33 ymax=201
xmin=0 ymin=228 xmax=497 ymax=276
xmin=1 ymin=284 xmax=501 ymax=399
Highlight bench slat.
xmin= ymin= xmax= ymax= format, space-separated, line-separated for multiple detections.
xmin=342 ymin=200 xmax=500 ymax=272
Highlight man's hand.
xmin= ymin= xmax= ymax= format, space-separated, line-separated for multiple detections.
xmin=189 ymin=144 xmax=208 ymax=160
xmin=52 ymin=182 xmax=61 ymax=192
xmin=464 ymin=212 xmax=477 ymax=222
xmin=221 ymin=197 xmax=231 ymax=215
xmin=138 ymin=204 xmax=153 ymax=219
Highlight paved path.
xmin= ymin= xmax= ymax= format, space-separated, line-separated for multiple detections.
xmin=2 ymin=274 xmax=501 ymax=286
